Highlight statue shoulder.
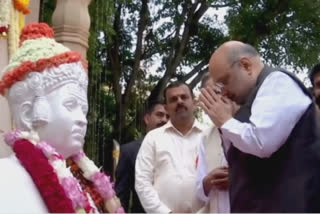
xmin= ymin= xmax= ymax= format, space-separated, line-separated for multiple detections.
xmin=0 ymin=155 xmax=48 ymax=212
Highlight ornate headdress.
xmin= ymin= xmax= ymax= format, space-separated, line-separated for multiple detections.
xmin=0 ymin=22 xmax=87 ymax=96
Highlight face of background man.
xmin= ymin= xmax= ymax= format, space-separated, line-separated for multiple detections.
xmin=144 ymin=104 xmax=169 ymax=132
xmin=165 ymin=84 xmax=195 ymax=124
xmin=313 ymin=72 xmax=320 ymax=105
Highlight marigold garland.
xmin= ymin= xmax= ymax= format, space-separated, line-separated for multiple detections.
xmin=8 ymin=1 xmax=20 ymax=55
xmin=13 ymin=0 xmax=30 ymax=14
xmin=68 ymin=159 xmax=105 ymax=213
xmin=0 ymin=0 xmax=11 ymax=38
xmin=19 ymin=22 xmax=54 ymax=45
xmin=0 ymin=51 xmax=82 ymax=95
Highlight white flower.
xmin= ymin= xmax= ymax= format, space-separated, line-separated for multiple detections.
xmin=75 ymin=156 xmax=99 ymax=179
xmin=52 ymin=159 xmax=73 ymax=179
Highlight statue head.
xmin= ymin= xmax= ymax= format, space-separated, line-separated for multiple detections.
xmin=0 ymin=23 xmax=88 ymax=158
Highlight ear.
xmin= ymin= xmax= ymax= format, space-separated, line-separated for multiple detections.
xmin=19 ymin=102 xmax=33 ymax=131
xmin=144 ymin=114 xmax=150 ymax=127
xmin=240 ymin=57 xmax=252 ymax=75
xmin=164 ymin=104 xmax=168 ymax=112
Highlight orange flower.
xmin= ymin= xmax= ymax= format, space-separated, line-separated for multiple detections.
xmin=0 ymin=51 xmax=82 ymax=94
xmin=13 ymin=0 xmax=30 ymax=15
xmin=19 ymin=23 xmax=54 ymax=45
xmin=36 ymin=59 xmax=48 ymax=71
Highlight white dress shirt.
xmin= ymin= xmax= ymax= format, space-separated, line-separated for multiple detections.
xmin=135 ymin=120 xmax=205 ymax=213
xmin=196 ymin=126 xmax=230 ymax=213
xmin=221 ymin=71 xmax=312 ymax=158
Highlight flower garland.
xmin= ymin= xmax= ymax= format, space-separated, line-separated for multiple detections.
xmin=0 ymin=51 xmax=82 ymax=95
xmin=8 ymin=0 xmax=20 ymax=56
xmin=0 ymin=0 xmax=11 ymax=38
xmin=5 ymin=133 xmax=75 ymax=213
xmin=13 ymin=0 xmax=30 ymax=15
xmin=5 ymin=0 xmax=31 ymax=55
xmin=4 ymin=130 xmax=125 ymax=213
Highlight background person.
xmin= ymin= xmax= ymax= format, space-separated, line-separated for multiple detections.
xmin=135 ymin=82 xmax=205 ymax=213
xmin=196 ymin=72 xmax=230 ymax=213
xmin=115 ymin=100 xmax=168 ymax=213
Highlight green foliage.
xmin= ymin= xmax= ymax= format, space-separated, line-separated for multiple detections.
xmin=39 ymin=0 xmax=55 ymax=24
xmin=85 ymin=0 xmax=118 ymax=169
xmin=226 ymin=0 xmax=320 ymax=70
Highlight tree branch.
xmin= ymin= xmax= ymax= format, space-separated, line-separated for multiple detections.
xmin=189 ymin=67 xmax=208 ymax=89
xmin=180 ymin=60 xmax=207 ymax=82
xmin=122 ymin=0 xmax=149 ymax=126
xmin=108 ymin=2 xmax=122 ymax=106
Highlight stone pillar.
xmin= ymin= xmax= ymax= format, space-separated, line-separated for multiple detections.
xmin=0 ymin=39 xmax=12 ymax=157
xmin=51 ymin=0 xmax=92 ymax=61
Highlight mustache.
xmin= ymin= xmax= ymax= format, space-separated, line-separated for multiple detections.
xmin=175 ymin=103 xmax=187 ymax=112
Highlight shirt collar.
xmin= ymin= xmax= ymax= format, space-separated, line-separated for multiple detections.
xmin=164 ymin=119 xmax=204 ymax=136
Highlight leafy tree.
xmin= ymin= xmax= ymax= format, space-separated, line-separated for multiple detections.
xmin=39 ymin=0 xmax=56 ymax=24
xmin=88 ymin=0 xmax=228 ymax=149
xmin=225 ymin=0 xmax=320 ymax=70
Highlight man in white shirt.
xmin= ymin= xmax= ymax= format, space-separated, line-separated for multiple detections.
xmin=135 ymin=82 xmax=205 ymax=213
xmin=199 ymin=41 xmax=320 ymax=212
xmin=196 ymin=73 xmax=230 ymax=213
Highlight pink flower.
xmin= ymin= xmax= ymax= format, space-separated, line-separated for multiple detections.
xmin=116 ymin=207 xmax=126 ymax=213
xmin=72 ymin=150 xmax=85 ymax=161
xmin=37 ymin=141 xmax=55 ymax=158
xmin=52 ymin=153 xmax=64 ymax=160
xmin=13 ymin=139 xmax=75 ymax=212
xmin=4 ymin=130 xmax=21 ymax=146
xmin=90 ymin=172 xmax=115 ymax=199
xmin=61 ymin=177 xmax=90 ymax=210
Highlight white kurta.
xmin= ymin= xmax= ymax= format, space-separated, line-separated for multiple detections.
xmin=196 ymin=126 xmax=230 ymax=213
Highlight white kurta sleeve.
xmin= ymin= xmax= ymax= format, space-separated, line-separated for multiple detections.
xmin=195 ymin=140 xmax=209 ymax=203
xmin=135 ymin=133 xmax=171 ymax=213
xmin=221 ymin=71 xmax=312 ymax=158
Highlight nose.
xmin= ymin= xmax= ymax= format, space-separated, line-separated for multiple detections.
xmin=76 ymin=119 xmax=87 ymax=127
xmin=177 ymin=97 xmax=184 ymax=104
xmin=75 ymin=111 xmax=87 ymax=128
xmin=162 ymin=115 xmax=168 ymax=123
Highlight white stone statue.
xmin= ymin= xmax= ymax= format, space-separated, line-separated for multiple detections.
xmin=0 ymin=23 xmax=124 ymax=213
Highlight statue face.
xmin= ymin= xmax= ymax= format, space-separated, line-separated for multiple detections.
xmin=35 ymin=82 xmax=88 ymax=158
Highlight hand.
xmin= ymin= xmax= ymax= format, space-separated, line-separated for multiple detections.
xmin=199 ymin=87 xmax=233 ymax=127
xmin=203 ymin=167 xmax=229 ymax=195
xmin=222 ymin=96 xmax=240 ymax=115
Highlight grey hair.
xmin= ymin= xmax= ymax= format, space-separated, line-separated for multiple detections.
xmin=228 ymin=43 xmax=260 ymax=65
